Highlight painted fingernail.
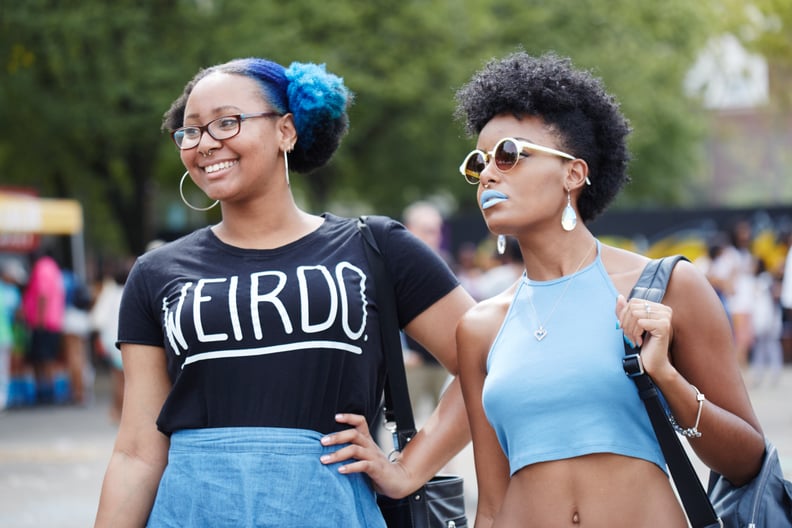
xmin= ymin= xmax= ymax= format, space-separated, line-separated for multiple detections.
xmin=623 ymin=334 xmax=635 ymax=348
xmin=615 ymin=320 xmax=621 ymax=329
xmin=320 ymin=436 xmax=331 ymax=445
xmin=320 ymin=455 xmax=331 ymax=463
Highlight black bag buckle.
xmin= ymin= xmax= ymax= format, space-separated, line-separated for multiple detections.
xmin=622 ymin=353 xmax=645 ymax=378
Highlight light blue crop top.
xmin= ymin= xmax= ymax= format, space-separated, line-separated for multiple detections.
xmin=481 ymin=242 xmax=666 ymax=476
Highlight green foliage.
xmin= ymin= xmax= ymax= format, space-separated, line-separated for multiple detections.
xmin=718 ymin=0 xmax=792 ymax=107
xmin=0 ymin=0 xmax=218 ymax=253
xmin=0 ymin=0 xmax=757 ymax=255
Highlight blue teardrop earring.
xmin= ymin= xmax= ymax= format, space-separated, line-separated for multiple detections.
xmin=561 ymin=189 xmax=577 ymax=231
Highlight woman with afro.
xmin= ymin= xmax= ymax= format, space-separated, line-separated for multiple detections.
xmin=454 ymin=51 xmax=763 ymax=527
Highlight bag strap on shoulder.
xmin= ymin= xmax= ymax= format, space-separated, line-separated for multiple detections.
xmin=358 ymin=215 xmax=418 ymax=450
xmin=623 ymin=255 xmax=722 ymax=528
xmin=627 ymin=255 xmax=688 ymax=302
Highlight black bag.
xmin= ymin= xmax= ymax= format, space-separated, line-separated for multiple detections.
xmin=377 ymin=475 xmax=467 ymax=528
xmin=625 ymin=256 xmax=792 ymax=527
xmin=359 ymin=216 xmax=468 ymax=528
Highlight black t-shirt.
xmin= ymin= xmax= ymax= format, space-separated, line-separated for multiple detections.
xmin=118 ymin=214 xmax=458 ymax=435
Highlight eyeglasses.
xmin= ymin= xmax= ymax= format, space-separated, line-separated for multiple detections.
xmin=459 ymin=137 xmax=577 ymax=185
xmin=171 ymin=112 xmax=282 ymax=150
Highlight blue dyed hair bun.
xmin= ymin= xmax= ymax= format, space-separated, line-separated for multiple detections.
xmin=283 ymin=62 xmax=352 ymax=173
xmin=162 ymin=58 xmax=352 ymax=174
xmin=286 ymin=63 xmax=348 ymax=144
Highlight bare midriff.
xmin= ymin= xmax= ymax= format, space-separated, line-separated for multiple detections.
xmin=492 ymin=453 xmax=688 ymax=527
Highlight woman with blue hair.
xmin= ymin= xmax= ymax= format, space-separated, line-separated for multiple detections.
xmin=95 ymin=57 xmax=474 ymax=527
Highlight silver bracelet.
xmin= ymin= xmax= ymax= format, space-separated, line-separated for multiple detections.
xmin=669 ymin=385 xmax=705 ymax=438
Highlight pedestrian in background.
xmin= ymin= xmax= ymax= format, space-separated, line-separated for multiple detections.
xmin=21 ymin=247 xmax=65 ymax=404
xmin=475 ymin=235 xmax=523 ymax=300
xmin=0 ymin=260 xmax=25 ymax=411
xmin=454 ymin=51 xmax=764 ymax=526
xmin=90 ymin=257 xmax=129 ymax=422
xmin=401 ymin=200 xmax=454 ymax=428
xmin=709 ymin=218 xmax=757 ymax=368
xmin=453 ymin=241 xmax=484 ymax=301
xmin=95 ymin=56 xmax=474 ymax=527
xmin=780 ymin=230 xmax=792 ymax=323
xmin=748 ymin=259 xmax=784 ymax=387
xmin=61 ymin=268 xmax=93 ymax=405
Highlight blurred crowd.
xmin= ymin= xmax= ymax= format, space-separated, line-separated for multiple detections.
xmin=692 ymin=218 xmax=792 ymax=387
xmin=0 ymin=244 xmax=132 ymax=421
xmin=1 ymin=212 xmax=791 ymax=423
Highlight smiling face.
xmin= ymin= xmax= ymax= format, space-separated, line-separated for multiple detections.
xmin=180 ymin=72 xmax=295 ymax=204
xmin=475 ymin=114 xmax=572 ymax=236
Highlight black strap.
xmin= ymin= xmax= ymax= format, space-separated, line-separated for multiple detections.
xmin=360 ymin=216 xmax=435 ymax=528
xmin=623 ymin=256 xmax=722 ymax=528
xmin=358 ymin=216 xmax=417 ymax=450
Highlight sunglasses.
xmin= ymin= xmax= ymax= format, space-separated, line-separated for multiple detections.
xmin=459 ymin=137 xmax=579 ymax=185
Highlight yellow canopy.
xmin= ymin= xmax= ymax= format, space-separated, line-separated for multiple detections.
xmin=0 ymin=192 xmax=83 ymax=235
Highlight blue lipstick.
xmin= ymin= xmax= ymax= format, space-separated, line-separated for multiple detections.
xmin=481 ymin=190 xmax=508 ymax=210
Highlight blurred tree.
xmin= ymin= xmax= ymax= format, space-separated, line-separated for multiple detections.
xmin=449 ymin=0 xmax=717 ymax=210
xmin=718 ymin=0 xmax=792 ymax=108
xmin=0 ymin=0 xmax=762 ymax=256
xmin=683 ymin=1 xmax=792 ymax=207
xmin=0 ymin=0 xmax=221 ymax=254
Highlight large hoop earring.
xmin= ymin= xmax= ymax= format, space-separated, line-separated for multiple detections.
xmin=284 ymin=151 xmax=290 ymax=187
xmin=180 ymin=171 xmax=218 ymax=211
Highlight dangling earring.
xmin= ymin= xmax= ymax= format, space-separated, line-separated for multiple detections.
xmin=284 ymin=150 xmax=291 ymax=187
xmin=497 ymin=235 xmax=506 ymax=255
xmin=180 ymin=171 xmax=218 ymax=211
xmin=561 ymin=189 xmax=577 ymax=231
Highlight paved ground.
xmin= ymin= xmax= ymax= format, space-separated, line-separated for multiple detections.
xmin=1 ymin=366 xmax=790 ymax=527
xmin=0 ymin=369 xmax=118 ymax=528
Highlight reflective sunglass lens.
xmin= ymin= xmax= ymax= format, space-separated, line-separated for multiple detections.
xmin=495 ymin=139 xmax=520 ymax=171
xmin=464 ymin=152 xmax=485 ymax=184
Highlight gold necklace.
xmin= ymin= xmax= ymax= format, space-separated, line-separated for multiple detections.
xmin=525 ymin=242 xmax=595 ymax=341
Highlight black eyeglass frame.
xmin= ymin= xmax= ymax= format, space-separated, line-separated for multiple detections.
xmin=171 ymin=112 xmax=282 ymax=150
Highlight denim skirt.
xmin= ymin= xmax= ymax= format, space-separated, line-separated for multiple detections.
xmin=147 ymin=427 xmax=387 ymax=528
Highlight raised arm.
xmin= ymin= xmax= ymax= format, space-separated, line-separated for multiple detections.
xmin=617 ymin=259 xmax=764 ymax=485
xmin=94 ymin=344 xmax=172 ymax=527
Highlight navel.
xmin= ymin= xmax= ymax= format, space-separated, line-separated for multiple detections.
xmin=572 ymin=511 xmax=581 ymax=524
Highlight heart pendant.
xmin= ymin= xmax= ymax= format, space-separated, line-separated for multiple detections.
xmin=534 ymin=327 xmax=547 ymax=341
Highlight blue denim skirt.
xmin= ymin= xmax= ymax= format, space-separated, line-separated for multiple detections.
xmin=147 ymin=427 xmax=387 ymax=528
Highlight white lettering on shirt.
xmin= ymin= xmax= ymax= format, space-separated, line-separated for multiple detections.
xmin=251 ymin=271 xmax=291 ymax=338
xmin=163 ymin=282 xmax=191 ymax=355
xmin=161 ymin=262 xmax=371 ymax=365
xmin=337 ymin=261 xmax=367 ymax=340
xmin=194 ymin=278 xmax=228 ymax=342
xmin=298 ymin=265 xmax=338 ymax=334
xmin=228 ymin=275 xmax=242 ymax=341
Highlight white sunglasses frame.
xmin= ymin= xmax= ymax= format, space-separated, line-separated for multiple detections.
xmin=459 ymin=137 xmax=590 ymax=185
